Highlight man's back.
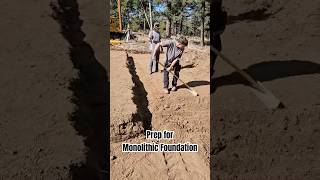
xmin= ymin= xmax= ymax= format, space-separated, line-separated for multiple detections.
xmin=149 ymin=30 xmax=161 ymax=44
xmin=161 ymin=40 xmax=183 ymax=63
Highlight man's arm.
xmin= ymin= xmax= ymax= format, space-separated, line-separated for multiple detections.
xmin=148 ymin=31 xmax=154 ymax=44
xmin=152 ymin=40 xmax=171 ymax=59
xmin=148 ymin=31 xmax=152 ymax=39
xmin=152 ymin=43 xmax=161 ymax=59
xmin=166 ymin=59 xmax=179 ymax=71
xmin=167 ymin=51 xmax=183 ymax=70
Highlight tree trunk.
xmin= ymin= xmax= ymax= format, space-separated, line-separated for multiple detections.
xmin=140 ymin=1 xmax=150 ymax=29
xmin=117 ymin=0 xmax=122 ymax=31
xmin=200 ymin=0 xmax=205 ymax=46
xmin=166 ymin=17 xmax=171 ymax=37
xmin=180 ymin=16 xmax=183 ymax=35
xmin=126 ymin=1 xmax=129 ymax=29
xmin=200 ymin=19 xmax=204 ymax=46
xmin=148 ymin=0 xmax=152 ymax=31
xmin=166 ymin=1 xmax=172 ymax=37
xmin=176 ymin=21 xmax=179 ymax=35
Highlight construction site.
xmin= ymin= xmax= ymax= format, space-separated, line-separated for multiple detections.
xmin=0 ymin=0 xmax=318 ymax=179
xmin=110 ymin=0 xmax=320 ymax=179
xmin=110 ymin=0 xmax=211 ymax=179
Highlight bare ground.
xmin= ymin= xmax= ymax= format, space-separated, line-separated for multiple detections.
xmin=0 ymin=0 xmax=107 ymax=179
xmin=110 ymin=42 xmax=210 ymax=179
xmin=212 ymin=0 xmax=320 ymax=179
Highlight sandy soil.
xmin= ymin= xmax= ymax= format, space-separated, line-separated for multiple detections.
xmin=0 ymin=0 xmax=107 ymax=179
xmin=212 ymin=0 xmax=320 ymax=179
xmin=110 ymin=41 xmax=211 ymax=179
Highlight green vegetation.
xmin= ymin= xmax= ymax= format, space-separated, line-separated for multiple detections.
xmin=110 ymin=0 xmax=210 ymax=46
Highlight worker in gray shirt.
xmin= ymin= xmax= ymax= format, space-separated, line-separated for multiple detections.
xmin=152 ymin=36 xmax=188 ymax=94
xmin=148 ymin=23 xmax=161 ymax=74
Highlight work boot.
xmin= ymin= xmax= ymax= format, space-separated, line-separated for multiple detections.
xmin=171 ymin=86 xmax=177 ymax=91
xmin=163 ymin=88 xmax=169 ymax=94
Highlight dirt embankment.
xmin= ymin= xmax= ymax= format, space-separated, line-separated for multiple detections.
xmin=212 ymin=0 xmax=320 ymax=179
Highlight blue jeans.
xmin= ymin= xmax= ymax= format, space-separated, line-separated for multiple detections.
xmin=149 ymin=43 xmax=159 ymax=73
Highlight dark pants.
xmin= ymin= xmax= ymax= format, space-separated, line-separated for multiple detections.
xmin=163 ymin=62 xmax=181 ymax=88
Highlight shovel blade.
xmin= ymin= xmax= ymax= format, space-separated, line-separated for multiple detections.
xmin=249 ymin=81 xmax=282 ymax=110
xmin=187 ymin=89 xmax=199 ymax=96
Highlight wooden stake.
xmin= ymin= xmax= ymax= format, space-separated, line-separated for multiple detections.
xmin=117 ymin=0 xmax=122 ymax=31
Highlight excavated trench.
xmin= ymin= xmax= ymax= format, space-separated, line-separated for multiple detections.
xmin=50 ymin=0 xmax=108 ymax=179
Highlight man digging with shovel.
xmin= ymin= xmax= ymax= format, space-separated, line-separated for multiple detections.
xmin=152 ymin=36 xmax=189 ymax=94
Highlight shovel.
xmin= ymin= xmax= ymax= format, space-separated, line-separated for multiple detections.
xmin=211 ymin=46 xmax=284 ymax=109
xmin=158 ymin=61 xmax=199 ymax=96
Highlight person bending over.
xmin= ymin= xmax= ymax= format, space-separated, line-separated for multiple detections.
xmin=152 ymin=36 xmax=188 ymax=94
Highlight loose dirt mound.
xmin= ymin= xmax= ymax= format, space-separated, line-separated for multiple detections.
xmin=212 ymin=0 xmax=320 ymax=179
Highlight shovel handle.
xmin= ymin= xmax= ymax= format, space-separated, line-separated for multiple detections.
xmin=211 ymin=46 xmax=261 ymax=89
xmin=158 ymin=61 xmax=194 ymax=91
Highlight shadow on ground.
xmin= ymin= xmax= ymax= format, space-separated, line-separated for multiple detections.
xmin=227 ymin=7 xmax=283 ymax=25
xmin=181 ymin=63 xmax=198 ymax=69
xmin=51 ymin=0 xmax=108 ymax=179
xmin=177 ymin=80 xmax=210 ymax=89
xmin=127 ymin=55 xmax=152 ymax=132
xmin=212 ymin=60 xmax=320 ymax=93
